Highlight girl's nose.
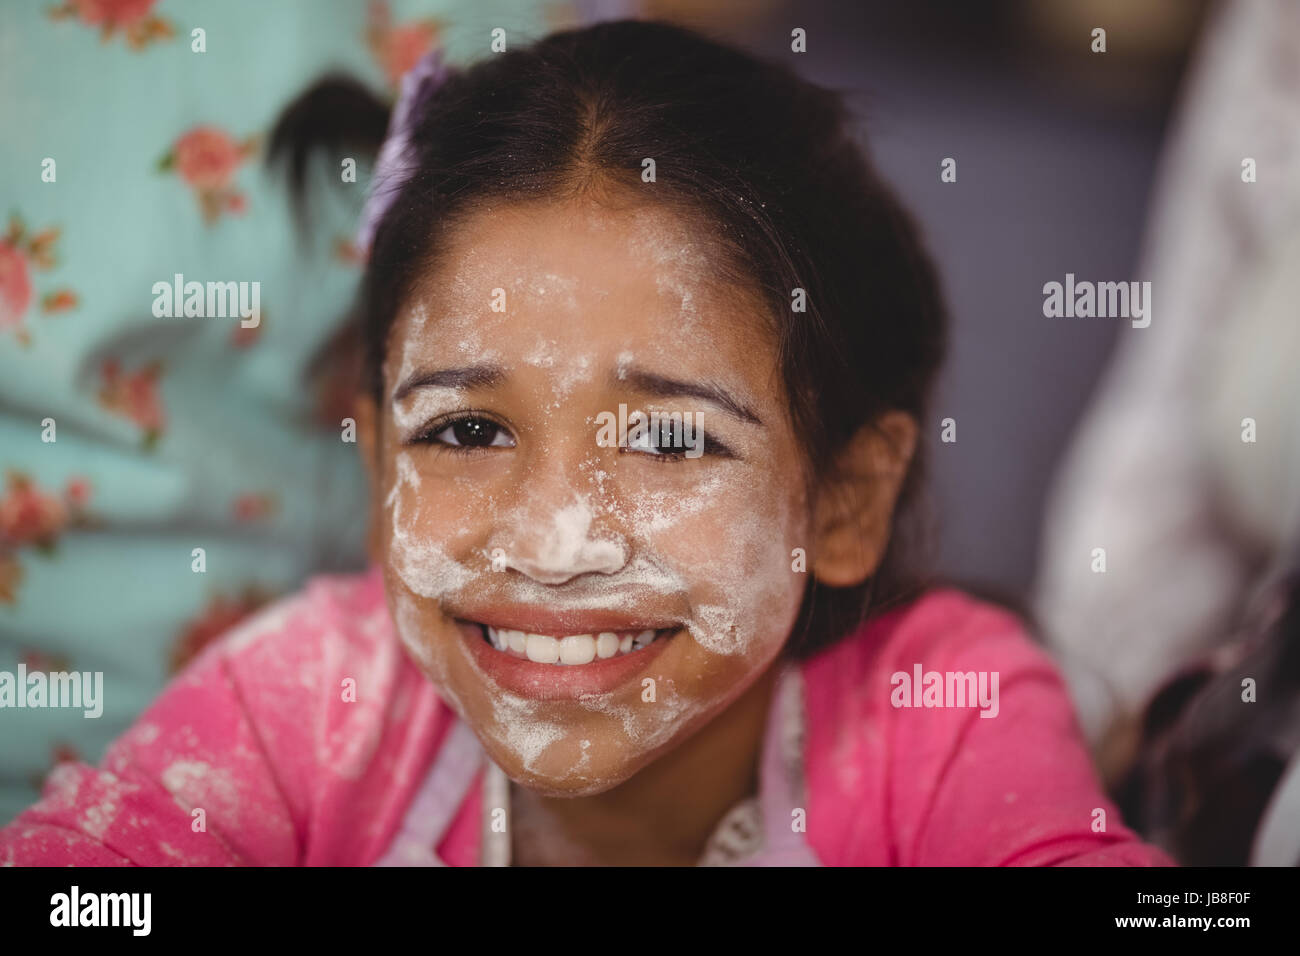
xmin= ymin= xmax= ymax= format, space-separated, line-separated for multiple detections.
xmin=503 ymin=504 xmax=627 ymax=583
xmin=491 ymin=460 xmax=628 ymax=585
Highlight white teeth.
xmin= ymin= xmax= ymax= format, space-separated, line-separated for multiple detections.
xmin=559 ymin=634 xmax=596 ymax=665
xmin=484 ymin=625 xmax=668 ymax=664
xmin=525 ymin=634 xmax=560 ymax=663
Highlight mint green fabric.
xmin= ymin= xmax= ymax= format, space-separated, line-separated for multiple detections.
xmin=0 ymin=0 xmax=557 ymax=823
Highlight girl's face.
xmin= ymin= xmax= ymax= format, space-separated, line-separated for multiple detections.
xmin=365 ymin=196 xmax=813 ymax=796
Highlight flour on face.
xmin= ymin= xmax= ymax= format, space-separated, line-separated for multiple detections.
xmin=377 ymin=200 xmax=809 ymax=788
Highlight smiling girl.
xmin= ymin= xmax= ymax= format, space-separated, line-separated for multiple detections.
xmin=0 ymin=20 xmax=1171 ymax=867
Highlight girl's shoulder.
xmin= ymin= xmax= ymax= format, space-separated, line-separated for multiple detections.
xmin=0 ymin=567 xmax=444 ymax=865
xmin=196 ymin=565 xmax=393 ymax=671
xmin=799 ymin=586 xmax=1047 ymax=716
xmin=796 ymin=588 xmax=1173 ymax=865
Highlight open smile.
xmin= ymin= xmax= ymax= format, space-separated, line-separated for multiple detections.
xmin=479 ymin=624 xmax=672 ymax=663
xmin=453 ymin=610 xmax=680 ymax=699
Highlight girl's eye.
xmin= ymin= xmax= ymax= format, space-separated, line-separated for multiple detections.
xmin=623 ymin=419 xmax=734 ymax=461
xmin=422 ymin=416 xmax=515 ymax=449
xmin=626 ymin=422 xmax=683 ymax=457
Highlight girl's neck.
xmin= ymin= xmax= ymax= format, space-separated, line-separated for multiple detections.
xmin=508 ymin=662 xmax=781 ymax=866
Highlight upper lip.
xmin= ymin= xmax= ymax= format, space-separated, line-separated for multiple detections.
xmin=450 ymin=602 xmax=681 ymax=637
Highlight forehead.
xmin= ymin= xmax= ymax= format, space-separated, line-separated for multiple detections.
xmin=386 ymin=196 xmax=778 ymax=386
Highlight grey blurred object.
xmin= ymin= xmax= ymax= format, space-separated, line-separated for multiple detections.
xmin=1254 ymin=745 xmax=1300 ymax=866
xmin=738 ymin=0 xmax=1189 ymax=606
xmin=1116 ymin=545 xmax=1300 ymax=865
xmin=1034 ymin=0 xmax=1300 ymax=774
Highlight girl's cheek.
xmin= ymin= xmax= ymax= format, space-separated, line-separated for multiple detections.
xmin=383 ymin=449 xmax=493 ymax=599
xmin=387 ymin=585 xmax=472 ymax=723
xmin=381 ymin=451 xmax=493 ymax=714
xmin=629 ymin=462 xmax=808 ymax=663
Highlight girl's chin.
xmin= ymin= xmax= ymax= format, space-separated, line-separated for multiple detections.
xmin=478 ymin=730 xmax=679 ymax=798
xmin=506 ymin=770 xmax=627 ymax=799
xmin=481 ymin=749 xmax=630 ymax=797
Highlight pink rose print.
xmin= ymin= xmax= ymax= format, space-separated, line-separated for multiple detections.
xmin=41 ymin=289 xmax=79 ymax=313
xmin=1 ymin=216 xmax=78 ymax=344
xmin=333 ymin=236 xmax=365 ymax=266
xmin=21 ymin=649 xmax=74 ymax=673
xmin=367 ymin=0 xmax=442 ymax=87
xmin=230 ymin=307 xmax=263 ymax=348
xmin=0 ymin=478 xmax=68 ymax=552
xmin=98 ymin=358 xmax=166 ymax=448
xmin=0 ymin=243 xmax=32 ymax=336
xmin=232 ymin=493 xmax=277 ymax=523
xmin=0 ymin=473 xmax=92 ymax=604
xmin=65 ymin=478 xmax=91 ymax=508
xmin=157 ymin=126 xmax=259 ymax=223
xmin=0 ymin=473 xmax=92 ymax=552
xmin=174 ymin=127 xmax=241 ymax=189
xmin=169 ymin=588 xmax=271 ymax=674
xmin=48 ymin=0 xmax=174 ymax=50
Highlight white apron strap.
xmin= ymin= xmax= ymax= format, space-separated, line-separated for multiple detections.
xmin=373 ymin=719 xmax=484 ymax=867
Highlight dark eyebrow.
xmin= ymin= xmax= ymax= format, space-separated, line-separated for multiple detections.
xmin=615 ymin=367 xmax=763 ymax=426
xmin=392 ymin=364 xmax=506 ymax=402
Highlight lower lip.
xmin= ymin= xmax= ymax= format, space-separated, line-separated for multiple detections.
xmin=459 ymin=622 xmax=676 ymax=700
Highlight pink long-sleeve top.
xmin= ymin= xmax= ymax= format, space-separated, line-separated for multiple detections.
xmin=0 ymin=567 xmax=1175 ymax=866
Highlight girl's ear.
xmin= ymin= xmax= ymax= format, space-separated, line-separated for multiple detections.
xmin=810 ymin=410 xmax=918 ymax=588
xmin=353 ymin=394 xmax=385 ymax=564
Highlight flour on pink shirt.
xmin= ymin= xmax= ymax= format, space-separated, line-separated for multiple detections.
xmin=0 ymin=568 xmax=1175 ymax=867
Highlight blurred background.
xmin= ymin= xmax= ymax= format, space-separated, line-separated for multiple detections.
xmin=3 ymin=0 xmax=1297 ymax=865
